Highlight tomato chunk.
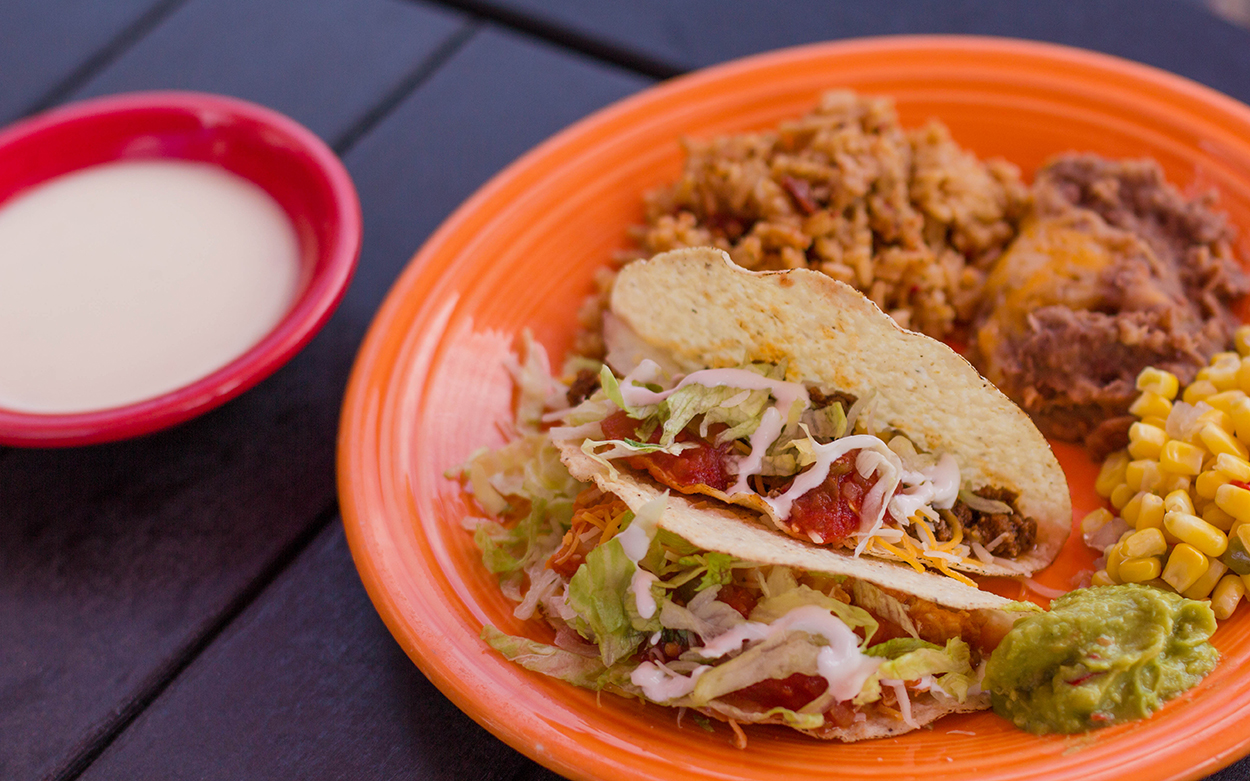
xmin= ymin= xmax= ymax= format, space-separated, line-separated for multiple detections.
xmin=783 ymin=453 xmax=870 ymax=546
xmin=731 ymin=673 xmax=828 ymax=712
xmin=599 ymin=410 xmax=733 ymax=492
xmin=717 ymin=584 xmax=759 ymax=619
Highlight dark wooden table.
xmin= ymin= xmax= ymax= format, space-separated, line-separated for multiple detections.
xmin=5 ymin=2 xmax=1250 ymax=779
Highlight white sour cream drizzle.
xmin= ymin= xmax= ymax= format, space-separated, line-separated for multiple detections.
xmin=631 ymin=603 xmax=881 ymax=703
xmin=632 ymin=661 xmax=712 ymax=701
xmin=615 ymin=494 xmax=666 ymax=619
xmin=609 ymin=362 xmax=965 ymax=557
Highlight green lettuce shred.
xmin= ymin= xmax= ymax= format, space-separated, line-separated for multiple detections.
xmin=856 ymin=637 xmax=976 ymax=706
xmin=566 ymin=538 xmax=645 ymax=666
xmin=750 ymin=585 xmax=879 ymax=650
xmin=482 ymin=626 xmax=626 ymax=690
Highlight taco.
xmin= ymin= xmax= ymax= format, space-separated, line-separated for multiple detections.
xmin=553 ymin=247 xmax=1070 ymax=581
xmin=459 ymin=326 xmax=1036 ymax=744
xmin=465 ymin=416 xmax=1030 ymax=743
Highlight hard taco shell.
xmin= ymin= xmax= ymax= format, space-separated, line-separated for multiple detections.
xmin=558 ymin=436 xmax=1020 ymax=740
xmin=601 ymin=247 xmax=1071 ymax=577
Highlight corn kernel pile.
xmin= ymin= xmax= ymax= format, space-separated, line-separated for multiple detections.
xmin=1089 ymin=325 xmax=1250 ymax=621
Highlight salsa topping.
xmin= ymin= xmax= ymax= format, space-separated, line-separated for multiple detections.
xmin=570 ymin=360 xmax=1040 ymax=579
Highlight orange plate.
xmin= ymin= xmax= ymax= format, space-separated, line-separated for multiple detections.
xmin=338 ymin=36 xmax=1250 ymax=781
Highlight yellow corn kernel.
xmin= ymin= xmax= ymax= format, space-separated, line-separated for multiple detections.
xmin=1204 ymin=389 xmax=1249 ymax=414
xmin=1110 ymin=483 xmax=1135 ymax=510
xmin=1208 ymin=355 xmax=1242 ymax=391
xmin=1118 ymin=556 xmax=1163 ymax=583
xmin=1127 ymin=423 xmax=1168 ymax=460
xmin=1140 ymin=416 xmax=1170 ymax=430
xmin=1080 ymin=507 xmax=1115 ymax=537
xmin=1214 ymin=452 xmax=1250 ymax=482
xmin=1125 ymin=459 xmax=1160 ymax=493
xmin=1091 ymin=569 xmax=1117 ymax=587
xmin=1201 ymin=423 xmax=1250 ymax=460
xmin=1184 ymin=558 xmax=1228 ymax=600
xmin=1122 ymin=527 xmax=1168 ymax=558
xmin=1160 ymin=440 xmax=1205 ymax=475
xmin=1105 ymin=543 xmax=1126 ymax=582
xmin=1195 ymin=408 xmax=1236 ymax=437
xmin=1162 ymin=543 xmax=1210 ymax=593
xmin=1095 ymin=450 xmax=1131 ymax=498
xmin=1240 ymin=359 xmax=1250 ymax=395
xmin=1184 ymin=379 xmax=1220 ymax=405
xmin=1129 ymin=391 xmax=1173 ymax=420
xmin=1163 ymin=489 xmax=1194 ymax=516
xmin=1216 ymin=482 xmax=1250 ymax=523
xmin=1121 ymin=492 xmax=1147 ymax=527
xmin=1196 ymin=469 xmax=1232 ymax=500
xmin=1164 ymin=511 xmax=1229 ymax=557
xmin=1135 ymin=493 xmax=1165 ymax=532
xmin=1235 ymin=326 xmax=1250 ymax=356
xmin=1138 ymin=367 xmax=1180 ymax=399
xmin=1213 ymin=574 xmax=1246 ymax=620
xmin=1202 ymin=503 xmax=1237 ymax=532
xmin=1230 ymin=396 xmax=1250 ymax=442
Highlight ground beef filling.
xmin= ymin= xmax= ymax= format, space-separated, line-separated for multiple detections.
xmin=973 ymin=154 xmax=1250 ymax=446
xmin=565 ymin=368 xmax=601 ymax=406
xmin=943 ymin=488 xmax=1038 ymax=559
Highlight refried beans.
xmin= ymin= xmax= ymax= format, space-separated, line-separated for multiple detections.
xmin=972 ymin=154 xmax=1249 ymax=451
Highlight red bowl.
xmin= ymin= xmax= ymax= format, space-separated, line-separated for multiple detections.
xmin=0 ymin=91 xmax=361 ymax=446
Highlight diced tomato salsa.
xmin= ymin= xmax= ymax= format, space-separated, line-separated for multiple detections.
xmin=598 ymin=411 xmax=885 ymax=548
xmin=729 ymin=673 xmax=829 ymax=713
xmin=600 ymin=411 xmax=733 ymax=492
xmin=785 ymin=453 xmax=870 ymax=545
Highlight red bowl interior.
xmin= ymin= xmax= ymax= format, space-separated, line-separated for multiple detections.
xmin=0 ymin=91 xmax=361 ymax=446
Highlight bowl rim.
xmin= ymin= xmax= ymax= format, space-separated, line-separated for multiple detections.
xmin=338 ymin=34 xmax=1250 ymax=781
xmin=0 ymin=90 xmax=362 ymax=447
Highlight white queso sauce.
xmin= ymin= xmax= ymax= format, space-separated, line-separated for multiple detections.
xmin=0 ymin=159 xmax=300 ymax=413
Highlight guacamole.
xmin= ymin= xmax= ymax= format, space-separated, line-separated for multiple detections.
xmin=983 ymin=584 xmax=1218 ymax=734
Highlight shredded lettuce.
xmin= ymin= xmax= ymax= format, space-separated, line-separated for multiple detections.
xmin=690 ymin=632 xmax=822 ymax=706
xmin=657 ymin=593 xmax=745 ymax=641
xmin=507 ymin=331 xmax=566 ymax=431
xmin=750 ymin=585 xmax=879 ymax=650
xmin=483 ymin=626 xmax=627 ymax=690
xmin=566 ymin=538 xmax=646 ymax=666
xmin=851 ymin=581 xmax=920 ymax=640
xmin=865 ymin=637 xmax=941 ymax=658
xmin=456 ymin=432 xmax=581 ymax=515
xmin=473 ymin=499 xmax=563 ymax=575
xmin=704 ymin=701 xmax=825 ymax=731
xmin=598 ymin=363 xmax=658 ymax=420
xmin=660 ymin=382 xmax=762 ymax=446
xmin=856 ymin=637 xmax=976 ymax=706
xmin=673 ymin=552 xmax=738 ymax=591
xmin=801 ymin=402 xmax=847 ymax=441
